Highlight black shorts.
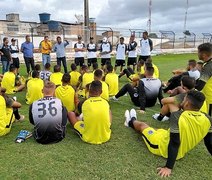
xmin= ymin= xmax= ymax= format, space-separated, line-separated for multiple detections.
xmin=12 ymin=57 xmax=20 ymax=68
xmin=138 ymin=55 xmax=150 ymax=62
xmin=101 ymin=58 xmax=111 ymax=66
xmin=115 ymin=60 xmax=125 ymax=67
xmin=127 ymin=57 xmax=137 ymax=66
xmin=75 ymin=57 xmax=85 ymax=67
xmin=87 ymin=58 xmax=97 ymax=67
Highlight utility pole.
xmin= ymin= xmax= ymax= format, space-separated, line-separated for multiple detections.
xmin=147 ymin=0 xmax=152 ymax=33
xmin=184 ymin=0 xmax=189 ymax=32
xmin=84 ymin=0 xmax=89 ymax=44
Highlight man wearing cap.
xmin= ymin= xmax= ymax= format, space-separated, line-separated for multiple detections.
xmin=39 ymin=36 xmax=52 ymax=66
xmin=74 ymin=35 xmax=86 ymax=68
xmin=87 ymin=37 xmax=97 ymax=69
xmin=100 ymin=37 xmax=112 ymax=70
xmin=10 ymin=38 xmax=20 ymax=74
xmin=53 ymin=36 xmax=69 ymax=73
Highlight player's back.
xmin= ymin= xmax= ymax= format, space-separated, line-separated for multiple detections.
xmin=100 ymin=81 xmax=109 ymax=101
xmin=82 ymin=72 xmax=94 ymax=88
xmin=70 ymin=71 xmax=81 ymax=86
xmin=40 ymin=70 xmax=52 ymax=81
xmin=26 ymin=78 xmax=44 ymax=104
xmin=105 ymin=73 xmax=119 ymax=96
xmin=50 ymin=72 xmax=63 ymax=86
xmin=1 ymin=72 xmax=16 ymax=94
xmin=82 ymin=96 xmax=111 ymax=144
xmin=55 ymin=85 xmax=75 ymax=112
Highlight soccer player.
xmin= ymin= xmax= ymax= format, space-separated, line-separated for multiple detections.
xmin=105 ymin=64 xmax=119 ymax=96
xmin=113 ymin=66 xmax=163 ymax=114
xmin=53 ymin=36 xmax=69 ymax=73
xmin=115 ymin=37 xmax=127 ymax=73
xmin=99 ymin=37 xmax=112 ymax=70
xmin=1 ymin=64 xmax=25 ymax=94
xmin=87 ymin=37 xmax=97 ymax=68
xmin=69 ymin=63 xmax=81 ymax=88
xmin=55 ymin=73 xmax=78 ymax=112
xmin=94 ymin=69 xmax=109 ymax=101
xmin=124 ymin=90 xmax=212 ymax=177
xmin=195 ymin=43 xmax=212 ymax=116
xmin=29 ymin=81 xmax=67 ymax=144
xmin=92 ymin=62 xmax=99 ymax=72
xmin=140 ymin=58 xmax=159 ymax=78
xmin=39 ymin=36 xmax=52 ymax=66
xmin=40 ymin=63 xmax=52 ymax=81
xmin=26 ymin=70 xmax=44 ymax=105
xmin=68 ymin=80 xmax=112 ymax=144
xmin=127 ymin=34 xmax=137 ymax=71
xmin=10 ymin=38 xmax=20 ymax=74
xmin=49 ymin=65 xmax=63 ymax=86
xmin=74 ymin=35 xmax=86 ymax=68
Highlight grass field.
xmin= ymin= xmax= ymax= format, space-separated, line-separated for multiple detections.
xmin=0 ymin=53 xmax=212 ymax=179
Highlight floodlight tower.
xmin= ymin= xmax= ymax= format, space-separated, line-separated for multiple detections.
xmin=84 ymin=0 xmax=89 ymax=44
xmin=184 ymin=0 xmax=189 ymax=31
xmin=147 ymin=0 xmax=152 ymax=33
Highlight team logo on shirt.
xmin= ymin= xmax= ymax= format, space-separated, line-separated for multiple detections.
xmin=148 ymin=130 xmax=154 ymax=135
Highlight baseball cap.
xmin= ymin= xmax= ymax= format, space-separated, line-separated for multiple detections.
xmin=11 ymin=38 xmax=16 ymax=42
xmin=90 ymin=37 xmax=94 ymax=40
xmin=78 ymin=35 xmax=82 ymax=39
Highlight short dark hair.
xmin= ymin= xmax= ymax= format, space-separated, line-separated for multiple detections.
xmin=198 ymin=43 xmax=212 ymax=56
xmin=143 ymin=31 xmax=148 ymax=36
xmin=54 ymin=65 xmax=61 ymax=72
xmin=81 ymin=65 xmax=88 ymax=71
xmin=197 ymin=61 xmax=204 ymax=66
xmin=92 ymin=62 xmax=98 ymax=70
xmin=188 ymin=59 xmax=197 ymax=68
xmin=25 ymin=35 xmax=30 ymax=39
xmin=145 ymin=66 xmax=154 ymax=76
xmin=94 ymin=69 xmax=103 ymax=78
xmin=57 ymin=36 xmax=61 ymax=40
xmin=71 ymin=63 xmax=77 ymax=71
xmin=89 ymin=80 xmax=102 ymax=94
xmin=35 ymin=64 xmax=41 ymax=71
xmin=120 ymin=37 xmax=124 ymax=40
xmin=45 ymin=63 xmax=51 ymax=70
xmin=32 ymin=70 xmax=39 ymax=78
xmin=62 ymin=73 xmax=71 ymax=83
xmin=9 ymin=64 xmax=16 ymax=72
xmin=186 ymin=90 xmax=205 ymax=110
xmin=145 ymin=62 xmax=153 ymax=68
xmin=106 ymin=64 xmax=113 ymax=72
xmin=44 ymin=35 xmax=48 ymax=39
xmin=3 ymin=37 xmax=8 ymax=42
xmin=181 ymin=76 xmax=195 ymax=90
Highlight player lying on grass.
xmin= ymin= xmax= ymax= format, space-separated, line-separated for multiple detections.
xmin=29 ymin=81 xmax=67 ymax=144
xmin=124 ymin=90 xmax=212 ymax=177
xmin=113 ymin=66 xmax=163 ymax=114
xmin=68 ymin=80 xmax=112 ymax=144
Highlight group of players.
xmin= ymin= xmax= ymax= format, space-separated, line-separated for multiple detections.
xmin=0 ymin=31 xmax=212 ymax=177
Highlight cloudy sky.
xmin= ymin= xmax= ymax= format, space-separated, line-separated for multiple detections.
xmin=0 ymin=0 xmax=211 ymax=33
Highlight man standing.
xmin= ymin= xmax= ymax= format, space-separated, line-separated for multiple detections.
xmin=10 ymin=38 xmax=20 ymax=74
xmin=74 ymin=35 xmax=86 ymax=68
xmin=29 ymin=81 xmax=67 ymax=144
xmin=21 ymin=35 xmax=35 ymax=75
xmin=39 ymin=36 xmax=52 ymax=66
xmin=53 ymin=36 xmax=69 ymax=73
xmin=0 ymin=37 xmax=12 ymax=74
xmin=100 ymin=37 xmax=112 ymax=70
xmin=87 ymin=37 xmax=97 ymax=69
xmin=127 ymin=34 xmax=137 ymax=71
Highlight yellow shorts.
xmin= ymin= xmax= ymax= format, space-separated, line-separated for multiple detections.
xmin=74 ymin=121 xmax=85 ymax=137
xmin=142 ymin=127 xmax=169 ymax=157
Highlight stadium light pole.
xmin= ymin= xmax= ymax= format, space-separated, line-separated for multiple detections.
xmin=84 ymin=0 xmax=89 ymax=44
xmin=184 ymin=0 xmax=189 ymax=32
xmin=147 ymin=0 xmax=152 ymax=33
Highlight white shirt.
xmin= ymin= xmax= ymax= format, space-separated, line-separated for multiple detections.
xmin=128 ymin=41 xmax=137 ymax=58
xmin=188 ymin=69 xmax=200 ymax=80
xmin=74 ymin=43 xmax=85 ymax=58
xmin=116 ymin=43 xmax=127 ymax=60
xmin=10 ymin=45 xmax=19 ymax=58
xmin=100 ymin=42 xmax=111 ymax=59
xmin=87 ymin=43 xmax=97 ymax=59
xmin=140 ymin=39 xmax=151 ymax=56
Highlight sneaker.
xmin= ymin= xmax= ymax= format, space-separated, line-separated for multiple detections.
xmin=13 ymin=96 xmax=17 ymax=101
xmin=152 ymin=113 xmax=169 ymax=122
xmin=16 ymin=115 xmax=25 ymax=122
xmin=112 ymin=96 xmax=119 ymax=101
xmin=130 ymin=109 xmax=137 ymax=119
xmin=124 ymin=110 xmax=131 ymax=127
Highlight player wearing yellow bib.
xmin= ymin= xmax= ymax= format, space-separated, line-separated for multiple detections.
xmin=1 ymin=64 xmax=25 ymax=94
xmin=69 ymin=63 xmax=81 ymax=87
xmin=26 ymin=71 xmax=44 ymax=105
xmin=94 ymin=69 xmax=109 ymax=101
xmin=68 ymin=80 xmax=112 ymax=144
xmin=55 ymin=73 xmax=78 ymax=112
xmin=50 ymin=65 xmax=63 ymax=86
xmin=124 ymin=90 xmax=212 ymax=177
xmin=195 ymin=43 xmax=212 ymax=116
xmin=105 ymin=64 xmax=119 ymax=96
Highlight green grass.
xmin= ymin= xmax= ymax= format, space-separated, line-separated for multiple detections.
xmin=0 ymin=53 xmax=212 ymax=179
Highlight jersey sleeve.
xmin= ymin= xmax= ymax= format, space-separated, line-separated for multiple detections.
xmin=74 ymin=43 xmax=77 ymax=49
xmin=169 ymin=111 xmax=182 ymax=133
xmin=199 ymin=63 xmax=212 ymax=82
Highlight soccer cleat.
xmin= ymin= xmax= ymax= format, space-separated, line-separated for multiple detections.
xmin=152 ymin=113 xmax=169 ymax=122
xmin=130 ymin=109 xmax=137 ymax=120
xmin=112 ymin=96 xmax=119 ymax=101
xmin=124 ymin=110 xmax=131 ymax=127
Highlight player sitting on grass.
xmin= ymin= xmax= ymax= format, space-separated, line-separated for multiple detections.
xmin=94 ymin=69 xmax=109 ymax=101
xmin=40 ymin=63 xmax=52 ymax=81
xmin=50 ymin=65 xmax=63 ymax=87
xmin=69 ymin=63 xmax=81 ymax=88
xmin=124 ymin=90 xmax=212 ymax=177
xmin=26 ymin=70 xmax=44 ymax=105
xmin=68 ymin=80 xmax=112 ymax=144
xmin=113 ymin=66 xmax=163 ymax=114
xmin=55 ymin=73 xmax=78 ymax=112
xmin=29 ymin=81 xmax=67 ymax=144
xmin=153 ymin=76 xmax=208 ymax=121
xmin=1 ymin=64 xmax=25 ymax=94
xmin=105 ymin=64 xmax=119 ymax=96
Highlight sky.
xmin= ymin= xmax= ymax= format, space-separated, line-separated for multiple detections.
xmin=0 ymin=0 xmax=211 ymax=33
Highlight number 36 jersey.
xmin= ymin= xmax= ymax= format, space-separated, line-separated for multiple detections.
xmin=30 ymin=97 xmax=65 ymax=143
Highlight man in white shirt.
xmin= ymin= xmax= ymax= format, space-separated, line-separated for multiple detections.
xmin=127 ymin=34 xmax=137 ymax=71
xmin=10 ymin=38 xmax=20 ymax=74
xmin=115 ymin=37 xmax=127 ymax=73
xmin=87 ymin=37 xmax=97 ymax=69
xmin=74 ymin=35 xmax=86 ymax=68
xmin=100 ymin=37 xmax=112 ymax=70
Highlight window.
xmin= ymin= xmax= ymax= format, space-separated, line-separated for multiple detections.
xmin=7 ymin=24 xmax=19 ymax=32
